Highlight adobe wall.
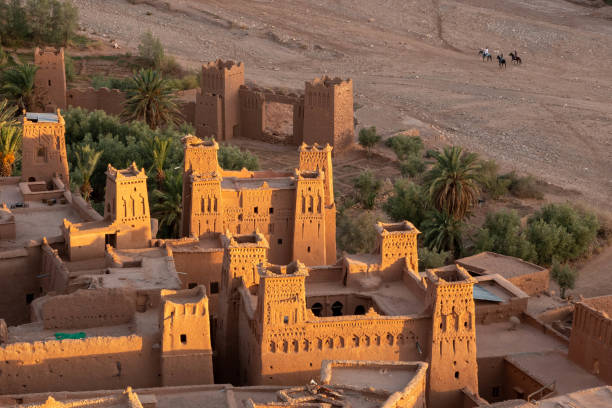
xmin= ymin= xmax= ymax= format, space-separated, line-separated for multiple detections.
xmin=475 ymin=297 xmax=528 ymax=324
xmin=507 ymin=269 xmax=549 ymax=296
xmin=0 ymin=335 xmax=159 ymax=394
xmin=256 ymin=315 xmax=431 ymax=385
xmin=194 ymin=93 xmax=222 ymax=139
xmin=40 ymin=241 xmax=69 ymax=294
xmin=33 ymin=47 xmax=66 ymax=111
xmin=0 ymin=246 xmax=42 ymax=326
xmin=66 ymin=88 xmax=126 ymax=116
xmin=568 ymin=299 xmax=612 ymax=383
xmin=476 ymin=356 xmax=549 ymax=403
xmin=39 ymin=289 xmax=136 ymax=329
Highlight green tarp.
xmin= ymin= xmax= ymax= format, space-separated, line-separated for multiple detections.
xmin=54 ymin=332 xmax=86 ymax=340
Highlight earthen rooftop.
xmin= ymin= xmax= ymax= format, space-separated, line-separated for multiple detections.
xmin=457 ymin=252 xmax=546 ymax=279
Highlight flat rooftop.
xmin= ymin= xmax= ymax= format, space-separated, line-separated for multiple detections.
xmin=167 ymin=235 xmax=224 ymax=252
xmin=221 ymin=177 xmax=294 ymax=191
xmin=25 ymin=112 xmax=59 ymax=123
xmin=328 ymin=365 xmax=418 ymax=394
xmin=306 ymin=280 xmax=427 ymax=316
xmin=0 ymin=183 xmax=83 ymax=247
xmin=457 ymin=252 xmax=546 ymax=279
xmin=506 ymin=351 xmax=605 ymax=396
xmin=477 ymin=321 xmax=567 ymax=358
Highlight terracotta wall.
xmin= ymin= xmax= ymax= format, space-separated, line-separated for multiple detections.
xmin=475 ymin=297 xmax=528 ymax=324
xmin=477 ymin=356 xmax=550 ymax=403
xmin=66 ymin=88 xmax=126 ymax=116
xmin=40 ymin=242 xmax=69 ymax=294
xmin=40 ymin=289 xmax=136 ymax=329
xmin=568 ymin=299 xmax=612 ymax=383
xmin=0 ymin=246 xmax=42 ymax=326
xmin=0 ymin=335 xmax=159 ymax=394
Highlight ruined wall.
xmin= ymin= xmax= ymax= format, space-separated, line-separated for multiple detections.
xmin=507 ymin=270 xmax=549 ymax=296
xmin=0 ymin=335 xmax=159 ymax=394
xmin=475 ymin=297 xmax=528 ymax=324
xmin=66 ymin=88 xmax=126 ymax=116
xmin=40 ymin=241 xmax=69 ymax=294
xmin=0 ymin=246 xmax=42 ymax=326
xmin=568 ymin=298 xmax=612 ymax=383
xmin=34 ymin=47 xmax=66 ymax=111
xmin=40 ymin=289 xmax=136 ymax=329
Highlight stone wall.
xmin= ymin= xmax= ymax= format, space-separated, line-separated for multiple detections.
xmin=568 ymin=297 xmax=612 ymax=383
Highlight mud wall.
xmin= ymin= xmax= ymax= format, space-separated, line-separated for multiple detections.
xmin=508 ymin=269 xmax=549 ymax=296
xmin=475 ymin=297 xmax=528 ymax=324
xmin=40 ymin=289 xmax=136 ymax=329
xmin=568 ymin=299 xmax=612 ymax=383
xmin=40 ymin=242 xmax=69 ymax=294
xmin=0 ymin=335 xmax=159 ymax=394
xmin=0 ymin=246 xmax=42 ymax=326
xmin=66 ymin=88 xmax=126 ymax=116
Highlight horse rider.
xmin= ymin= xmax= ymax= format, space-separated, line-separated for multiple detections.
xmin=484 ymin=47 xmax=489 ymax=57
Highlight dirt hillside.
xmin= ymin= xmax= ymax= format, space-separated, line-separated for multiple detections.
xmin=73 ymin=0 xmax=612 ymax=207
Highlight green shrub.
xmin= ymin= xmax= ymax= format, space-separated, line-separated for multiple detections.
xmin=418 ymin=247 xmax=450 ymax=270
xmin=167 ymin=74 xmax=199 ymax=91
xmin=353 ymin=170 xmax=382 ymax=210
xmin=400 ymin=155 xmax=425 ymax=177
xmin=526 ymin=204 xmax=599 ymax=264
xmin=358 ymin=126 xmax=380 ymax=155
xmin=217 ymin=144 xmax=259 ymax=171
xmin=474 ymin=210 xmax=536 ymax=261
xmin=385 ymin=135 xmax=424 ymax=160
xmin=383 ymin=179 xmax=428 ymax=228
xmin=91 ymin=75 xmax=132 ymax=91
xmin=138 ymin=31 xmax=165 ymax=69
xmin=501 ymin=171 xmax=543 ymax=199
xmin=64 ymin=54 xmax=75 ymax=82
xmin=479 ymin=160 xmax=510 ymax=199
xmin=551 ymin=260 xmax=577 ymax=299
xmin=421 ymin=209 xmax=464 ymax=257
xmin=336 ymin=209 xmax=380 ymax=254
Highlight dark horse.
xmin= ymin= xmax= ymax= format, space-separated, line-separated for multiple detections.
xmin=479 ymin=49 xmax=492 ymax=62
xmin=497 ymin=54 xmax=506 ymax=68
xmin=509 ymin=51 xmax=522 ymax=64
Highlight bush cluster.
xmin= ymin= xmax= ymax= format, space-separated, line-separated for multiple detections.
xmin=0 ymin=0 xmax=79 ymax=47
xmin=336 ymin=209 xmax=380 ymax=254
xmin=137 ymin=31 xmax=181 ymax=75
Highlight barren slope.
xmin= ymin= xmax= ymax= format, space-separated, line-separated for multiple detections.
xmin=74 ymin=0 xmax=612 ymax=206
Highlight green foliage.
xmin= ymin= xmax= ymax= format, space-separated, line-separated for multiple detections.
xmin=526 ymin=204 xmax=599 ymax=264
xmin=0 ymin=0 xmax=79 ymax=46
xmin=500 ymin=171 xmax=543 ymax=199
xmin=72 ymin=144 xmax=102 ymax=201
xmin=418 ymin=247 xmax=450 ymax=270
xmin=385 ymin=135 xmax=424 ymax=160
xmin=424 ymin=146 xmax=481 ymax=220
xmin=400 ymin=155 xmax=425 ymax=178
xmin=166 ymin=74 xmax=199 ymax=91
xmin=474 ymin=210 xmax=536 ymax=261
xmin=358 ymin=126 xmax=380 ymax=155
xmin=217 ymin=144 xmax=259 ymax=171
xmin=152 ymin=170 xmax=182 ymax=238
xmin=91 ymin=75 xmax=132 ymax=91
xmin=551 ymin=260 xmax=577 ymax=298
xmin=353 ymin=170 xmax=382 ymax=210
xmin=383 ymin=179 xmax=428 ymax=228
xmin=479 ymin=160 xmax=511 ymax=199
xmin=421 ymin=210 xmax=464 ymax=257
xmin=0 ymin=63 xmax=38 ymax=111
xmin=336 ymin=209 xmax=380 ymax=254
xmin=138 ymin=31 xmax=165 ymax=69
xmin=64 ymin=54 xmax=75 ymax=83
xmin=122 ymin=68 xmax=181 ymax=129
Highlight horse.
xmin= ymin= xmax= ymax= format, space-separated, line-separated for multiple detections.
xmin=509 ymin=51 xmax=522 ymax=64
xmin=479 ymin=49 xmax=492 ymax=62
xmin=497 ymin=54 xmax=506 ymax=68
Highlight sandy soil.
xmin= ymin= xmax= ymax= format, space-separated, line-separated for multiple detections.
xmin=72 ymin=0 xmax=611 ymax=207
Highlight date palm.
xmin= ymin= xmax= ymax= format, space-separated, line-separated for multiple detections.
xmin=152 ymin=170 xmax=182 ymax=238
xmin=424 ymin=146 xmax=481 ymax=220
xmin=0 ymin=126 xmax=22 ymax=177
xmin=422 ymin=210 xmax=464 ymax=258
xmin=73 ymin=144 xmax=102 ymax=201
xmin=0 ymin=63 xmax=38 ymax=112
xmin=150 ymin=136 xmax=170 ymax=189
xmin=122 ymin=68 xmax=180 ymax=129
xmin=0 ymin=99 xmax=19 ymax=128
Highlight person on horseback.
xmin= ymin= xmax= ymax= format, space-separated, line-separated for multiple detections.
xmin=484 ymin=47 xmax=489 ymax=57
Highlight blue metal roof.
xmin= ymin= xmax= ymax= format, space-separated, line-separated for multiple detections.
xmin=473 ymin=285 xmax=503 ymax=302
xmin=25 ymin=112 xmax=59 ymax=123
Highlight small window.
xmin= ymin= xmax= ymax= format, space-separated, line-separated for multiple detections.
xmin=283 ymin=316 xmax=289 ymax=324
xmin=37 ymin=147 xmax=45 ymax=157
xmin=307 ymin=246 xmax=311 ymax=253
xmin=180 ymin=334 xmax=187 ymax=344
xmin=277 ymin=238 xmax=283 ymax=245
xmin=492 ymin=386 xmax=500 ymax=398
xmin=454 ymin=371 xmax=459 ymax=379
xmin=311 ymin=303 xmax=322 ymax=317
xmin=254 ymin=206 xmax=258 ymax=214
xmin=269 ymin=207 xmax=274 ymax=214
xmin=25 ymin=293 xmax=34 ymax=304
xmin=48 ymin=80 xmax=51 ymax=86
xmin=188 ymin=283 xmax=197 ymax=289
xmin=210 ymin=281 xmax=219 ymax=294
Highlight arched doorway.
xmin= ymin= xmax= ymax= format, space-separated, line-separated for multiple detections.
xmin=354 ymin=305 xmax=366 ymax=315
xmin=311 ymin=303 xmax=323 ymax=317
xmin=331 ymin=301 xmax=343 ymax=316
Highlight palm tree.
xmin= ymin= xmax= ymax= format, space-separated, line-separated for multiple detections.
xmin=122 ymin=68 xmax=181 ymax=129
xmin=0 ymin=63 xmax=39 ymax=112
xmin=0 ymin=126 xmax=22 ymax=177
xmin=421 ymin=210 xmax=464 ymax=258
xmin=152 ymin=170 xmax=182 ymax=238
xmin=150 ymin=136 xmax=170 ymax=189
xmin=424 ymin=146 xmax=481 ymax=220
xmin=0 ymin=99 xmax=19 ymax=128
xmin=73 ymin=144 xmax=102 ymax=201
